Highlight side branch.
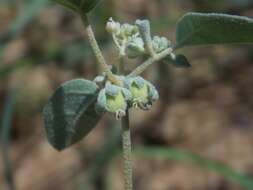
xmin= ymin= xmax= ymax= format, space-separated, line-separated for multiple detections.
xmin=128 ymin=48 xmax=173 ymax=77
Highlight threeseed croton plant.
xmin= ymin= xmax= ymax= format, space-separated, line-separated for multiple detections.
xmin=43 ymin=0 xmax=253 ymax=189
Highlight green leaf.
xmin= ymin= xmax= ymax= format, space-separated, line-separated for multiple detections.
xmin=162 ymin=54 xmax=191 ymax=68
xmin=135 ymin=146 xmax=253 ymax=190
xmin=173 ymin=54 xmax=191 ymax=68
xmin=175 ymin=12 xmax=253 ymax=49
xmin=51 ymin=0 xmax=101 ymax=13
xmin=43 ymin=79 xmax=102 ymax=151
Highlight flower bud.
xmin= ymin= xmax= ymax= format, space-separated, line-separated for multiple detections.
xmin=96 ymin=82 xmax=131 ymax=119
xmin=152 ymin=36 xmax=171 ymax=53
xmin=126 ymin=37 xmax=145 ymax=58
xmin=106 ymin=18 xmax=121 ymax=35
xmin=124 ymin=77 xmax=159 ymax=110
xmin=120 ymin=24 xmax=139 ymax=37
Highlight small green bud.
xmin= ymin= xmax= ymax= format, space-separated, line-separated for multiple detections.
xmin=124 ymin=77 xmax=159 ymax=110
xmin=120 ymin=23 xmax=139 ymax=37
xmin=96 ymin=82 xmax=131 ymax=119
xmin=152 ymin=36 xmax=171 ymax=53
xmin=106 ymin=18 xmax=121 ymax=35
xmin=126 ymin=37 xmax=145 ymax=58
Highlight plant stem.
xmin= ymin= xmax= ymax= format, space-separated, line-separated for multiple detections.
xmin=121 ymin=110 xmax=133 ymax=190
xmin=80 ymin=14 xmax=122 ymax=86
xmin=128 ymin=47 xmax=173 ymax=77
xmin=117 ymin=56 xmax=133 ymax=190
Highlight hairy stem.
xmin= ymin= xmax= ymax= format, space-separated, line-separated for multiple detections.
xmin=121 ymin=111 xmax=133 ymax=190
xmin=117 ymin=56 xmax=133 ymax=190
xmin=81 ymin=14 xmax=122 ymax=86
xmin=128 ymin=48 xmax=173 ymax=77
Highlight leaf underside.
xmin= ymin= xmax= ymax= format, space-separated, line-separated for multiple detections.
xmin=43 ymin=79 xmax=102 ymax=151
xmin=175 ymin=12 xmax=253 ymax=49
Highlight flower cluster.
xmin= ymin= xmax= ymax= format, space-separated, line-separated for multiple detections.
xmin=96 ymin=18 xmax=180 ymax=119
xmin=106 ymin=18 xmax=171 ymax=58
xmin=106 ymin=18 xmax=139 ymax=56
xmin=96 ymin=76 xmax=159 ymax=119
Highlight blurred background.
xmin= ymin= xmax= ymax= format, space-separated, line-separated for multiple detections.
xmin=1 ymin=0 xmax=253 ymax=189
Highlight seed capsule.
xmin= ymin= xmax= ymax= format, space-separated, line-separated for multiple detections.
xmin=124 ymin=76 xmax=159 ymax=110
xmin=96 ymin=82 xmax=131 ymax=119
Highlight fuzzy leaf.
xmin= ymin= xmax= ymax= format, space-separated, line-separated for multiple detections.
xmin=175 ymin=12 xmax=253 ymax=49
xmin=51 ymin=0 xmax=101 ymax=13
xmin=43 ymin=79 xmax=102 ymax=151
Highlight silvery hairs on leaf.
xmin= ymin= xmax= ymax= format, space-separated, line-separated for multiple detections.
xmin=175 ymin=12 xmax=253 ymax=49
xmin=43 ymin=79 xmax=102 ymax=151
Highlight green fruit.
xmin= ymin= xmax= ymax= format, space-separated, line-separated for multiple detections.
xmin=124 ymin=76 xmax=159 ymax=110
xmin=130 ymin=82 xmax=149 ymax=103
xmin=106 ymin=91 xmax=127 ymax=113
xmin=96 ymin=82 xmax=132 ymax=118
